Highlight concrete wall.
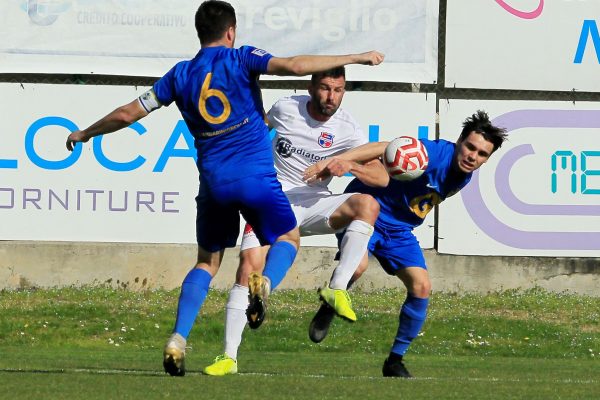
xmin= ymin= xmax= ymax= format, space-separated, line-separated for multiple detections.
xmin=1 ymin=241 xmax=599 ymax=296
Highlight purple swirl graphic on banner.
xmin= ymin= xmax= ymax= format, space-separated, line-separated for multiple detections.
xmin=460 ymin=109 xmax=600 ymax=250
xmin=495 ymin=144 xmax=600 ymax=215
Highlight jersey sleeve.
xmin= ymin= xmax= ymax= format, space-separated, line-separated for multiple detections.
xmin=267 ymin=97 xmax=288 ymax=129
xmin=347 ymin=113 xmax=368 ymax=147
xmin=151 ymin=66 xmax=178 ymax=107
xmin=239 ymin=45 xmax=274 ymax=75
xmin=352 ymin=123 xmax=368 ymax=147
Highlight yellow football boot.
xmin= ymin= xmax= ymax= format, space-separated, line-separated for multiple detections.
xmin=203 ymin=354 xmax=238 ymax=376
xmin=318 ymin=286 xmax=357 ymax=322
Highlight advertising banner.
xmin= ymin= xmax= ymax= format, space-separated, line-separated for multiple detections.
xmin=438 ymin=99 xmax=600 ymax=257
xmin=445 ymin=0 xmax=600 ymax=91
xmin=0 ymin=83 xmax=436 ymax=246
xmin=1 ymin=0 xmax=438 ymax=83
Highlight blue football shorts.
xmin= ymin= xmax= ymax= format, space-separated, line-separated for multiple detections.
xmin=195 ymin=172 xmax=297 ymax=252
xmin=337 ymin=225 xmax=426 ymax=275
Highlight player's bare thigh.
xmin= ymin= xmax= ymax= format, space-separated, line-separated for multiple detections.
xmin=328 ymin=193 xmax=379 ymax=230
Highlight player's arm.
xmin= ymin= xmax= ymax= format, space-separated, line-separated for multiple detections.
xmin=303 ymin=141 xmax=389 ymax=183
xmin=324 ymin=158 xmax=389 ymax=187
xmin=66 ymin=99 xmax=149 ymax=151
xmin=266 ymin=51 xmax=384 ymax=76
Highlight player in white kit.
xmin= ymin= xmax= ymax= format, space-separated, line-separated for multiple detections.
xmin=203 ymin=67 xmax=386 ymax=375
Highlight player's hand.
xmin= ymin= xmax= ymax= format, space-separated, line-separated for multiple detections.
xmin=355 ymin=51 xmax=385 ymax=66
xmin=303 ymin=158 xmax=333 ymax=184
xmin=322 ymin=158 xmax=354 ymax=177
xmin=66 ymin=130 xmax=90 ymax=151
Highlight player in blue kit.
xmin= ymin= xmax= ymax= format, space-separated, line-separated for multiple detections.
xmin=65 ymin=0 xmax=384 ymax=377
xmin=304 ymin=110 xmax=507 ymax=377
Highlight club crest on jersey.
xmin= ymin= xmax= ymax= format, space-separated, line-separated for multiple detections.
xmin=318 ymin=132 xmax=334 ymax=148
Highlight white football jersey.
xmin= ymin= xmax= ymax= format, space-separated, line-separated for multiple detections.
xmin=268 ymin=95 xmax=367 ymax=193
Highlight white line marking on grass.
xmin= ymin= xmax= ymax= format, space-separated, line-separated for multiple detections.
xmin=0 ymin=368 xmax=598 ymax=385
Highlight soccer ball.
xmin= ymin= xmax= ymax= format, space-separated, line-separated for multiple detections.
xmin=383 ymin=136 xmax=429 ymax=181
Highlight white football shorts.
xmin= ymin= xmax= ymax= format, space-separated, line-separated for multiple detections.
xmin=240 ymin=191 xmax=356 ymax=251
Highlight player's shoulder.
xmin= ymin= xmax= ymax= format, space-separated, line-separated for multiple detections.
xmin=236 ymin=45 xmax=271 ymax=58
xmin=271 ymin=95 xmax=309 ymax=112
xmin=167 ymin=58 xmax=192 ymax=75
xmin=330 ymin=107 xmax=362 ymax=130
xmin=278 ymin=94 xmax=308 ymax=105
xmin=156 ymin=59 xmax=193 ymax=88
xmin=422 ymin=138 xmax=454 ymax=155
xmin=421 ymin=138 xmax=455 ymax=171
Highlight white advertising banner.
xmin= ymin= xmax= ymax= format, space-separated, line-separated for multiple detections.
xmin=0 ymin=83 xmax=436 ymax=247
xmin=445 ymin=0 xmax=600 ymax=91
xmin=1 ymin=0 xmax=438 ymax=83
xmin=438 ymin=99 xmax=600 ymax=257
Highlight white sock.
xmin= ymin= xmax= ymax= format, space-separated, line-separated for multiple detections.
xmin=224 ymin=284 xmax=249 ymax=360
xmin=329 ymin=220 xmax=373 ymax=290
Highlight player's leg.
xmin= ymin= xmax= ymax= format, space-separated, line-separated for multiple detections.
xmin=321 ymin=194 xmax=378 ymax=319
xmin=204 ymin=225 xmax=268 ymax=376
xmin=247 ymin=226 xmax=299 ymax=328
xmin=164 ymin=184 xmax=239 ymax=377
xmin=163 ymin=246 xmax=223 ymax=377
xmin=373 ymin=230 xmax=429 ymax=378
xmin=241 ymin=174 xmax=299 ymax=329
xmin=309 ymin=251 xmax=369 ymax=343
xmin=382 ymin=266 xmax=430 ymax=378
xmin=308 ymin=216 xmax=375 ymax=344
xmin=297 ymin=193 xmax=378 ymax=321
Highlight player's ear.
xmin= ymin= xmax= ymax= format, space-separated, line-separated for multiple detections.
xmin=226 ymin=26 xmax=236 ymax=44
xmin=307 ymin=82 xmax=316 ymax=97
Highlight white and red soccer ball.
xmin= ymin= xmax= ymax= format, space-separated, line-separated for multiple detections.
xmin=383 ymin=136 xmax=429 ymax=181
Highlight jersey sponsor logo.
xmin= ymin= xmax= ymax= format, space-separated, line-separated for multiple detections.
xmin=275 ymin=137 xmax=327 ymax=162
xmin=318 ymin=132 xmax=334 ymax=148
xmin=409 ymin=192 xmax=441 ymax=219
xmin=276 ymin=137 xmax=293 ymax=157
xmin=251 ymin=48 xmax=268 ymax=57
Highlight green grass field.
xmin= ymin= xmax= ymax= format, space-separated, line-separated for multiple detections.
xmin=1 ymin=287 xmax=598 ymax=399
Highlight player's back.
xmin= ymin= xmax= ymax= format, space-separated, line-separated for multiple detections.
xmin=153 ymin=46 xmax=275 ymax=186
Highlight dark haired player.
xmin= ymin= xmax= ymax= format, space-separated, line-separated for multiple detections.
xmin=65 ymin=0 xmax=383 ymax=376
xmin=304 ymin=110 xmax=508 ymax=377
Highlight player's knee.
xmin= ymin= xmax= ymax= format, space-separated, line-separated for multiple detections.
xmin=410 ymin=279 xmax=431 ymax=298
xmin=278 ymin=227 xmax=300 ymax=248
xmin=351 ymin=194 xmax=379 ymax=223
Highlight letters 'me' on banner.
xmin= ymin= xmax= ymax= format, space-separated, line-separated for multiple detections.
xmin=0 ymin=0 xmax=438 ymax=83
xmin=445 ymin=0 xmax=600 ymax=91
xmin=438 ymin=99 xmax=600 ymax=257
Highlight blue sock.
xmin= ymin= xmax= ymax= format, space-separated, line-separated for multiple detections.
xmin=173 ymin=268 xmax=212 ymax=338
xmin=391 ymin=294 xmax=429 ymax=356
xmin=262 ymin=241 xmax=297 ymax=290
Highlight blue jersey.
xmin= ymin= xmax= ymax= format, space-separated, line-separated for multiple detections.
xmin=152 ymin=45 xmax=274 ymax=186
xmin=345 ymin=139 xmax=472 ymax=231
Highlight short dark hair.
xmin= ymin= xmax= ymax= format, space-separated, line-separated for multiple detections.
xmin=195 ymin=1 xmax=236 ymax=45
xmin=311 ymin=67 xmax=346 ymax=85
xmin=459 ymin=110 xmax=507 ymax=152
